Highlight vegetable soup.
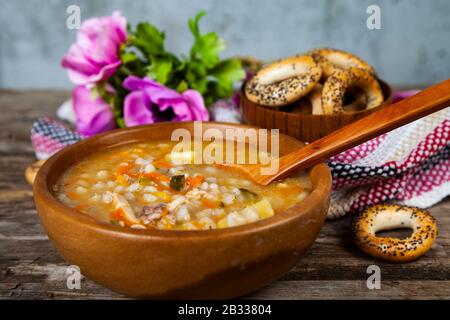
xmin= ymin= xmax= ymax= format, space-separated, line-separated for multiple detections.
xmin=54 ymin=141 xmax=311 ymax=230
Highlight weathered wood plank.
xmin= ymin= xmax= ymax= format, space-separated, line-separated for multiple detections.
xmin=250 ymin=280 xmax=450 ymax=300
xmin=0 ymin=90 xmax=70 ymax=155
xmin=1 ymin=195 xmax=448 ymax=299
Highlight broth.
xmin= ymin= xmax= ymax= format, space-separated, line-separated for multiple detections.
xmin=54 ymin=141 xmax=311 ymax=230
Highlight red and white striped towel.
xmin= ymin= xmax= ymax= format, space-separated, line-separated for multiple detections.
xmin=210 ymin=92 xmax=450 ymax=218
xmin=327 ymin=108 xmax=450 ymax=218
xmin=31 ymin=92 xmax=450 ymax=219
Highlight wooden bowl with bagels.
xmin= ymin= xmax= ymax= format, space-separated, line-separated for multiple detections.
xmin=33 ymin=122 xmax=332 ymax=298
xmin=241 ymin=48 xmax=393 ymax=142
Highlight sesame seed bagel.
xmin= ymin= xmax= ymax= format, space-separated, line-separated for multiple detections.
xmin=308 ymin=48 xmax=376 ymax=79
xmin=245 ymin=55 xmax=322 ymax=107
xmin=303 ymin=85 xmax=367 ymax=115
xmin=344 ymin=87 xmax=368 ymax=112
xmin=352 ymin=204 xmax=438 ymax=263
xmin=304 ymin=84 xmax=324 ymax=115
xmin=322 ymin=67 xmax=384 ymax=114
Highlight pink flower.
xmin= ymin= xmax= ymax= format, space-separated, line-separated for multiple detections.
xmin=61 ymin=11 xmax=127 ymax=86
xmin=392 ymin=90 xmax=420 ymax=103
xmin=123 ymin=76 xmax=209 ymax=127
xmin=72 ymin=85 xmax=117 ymax=136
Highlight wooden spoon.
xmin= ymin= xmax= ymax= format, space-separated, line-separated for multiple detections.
xmin=240 ymin=78 xmax=450 ymax=185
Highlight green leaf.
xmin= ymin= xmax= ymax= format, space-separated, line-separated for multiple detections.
xmin=188 ymin=11 xmax=225 ymax=69
xmin=188 ymin=10 xmax=206 ymax=38
xmin=129 ymin=22 xmax=165 ymax=57
xmin=206 ymin=59 xmax=245 ymax=101
xmin=146 ymin=57 xmax=173 ymax=84
xmin=188 ymin=59 xmax=208 ymax=77
xmin=121 ymin=51 xmax=138 ymax=64
xmin=106 ymin=11 xmax=245 ymax=113
xmin=203 ymin=95 xmax=215 ymax=107
xmin=186 ymin=67 xmax=208 ymax=93
xmin=107 ymin=94 xmax=125 ymax=128
xmin=176 ymin=80 xmax=189 ymax=92
xmin=210 ymin=58 xmax=245 ymax=84
xmin=208 ymin=82 xmax=232 ymax=100
xmin=190 ymin=32 xmax=225 ymax=69
xmin=116 ymin=116 xmax=125 ymax=128
xmin=90 ymin=86 xmax=99 ymax=100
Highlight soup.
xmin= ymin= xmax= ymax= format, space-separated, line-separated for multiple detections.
xmin=54 ymin=141 xmax=311 ymax=230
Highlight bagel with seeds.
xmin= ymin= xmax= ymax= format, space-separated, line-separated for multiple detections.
xmin=352 ymin=204 xmax=437 ymax=262
xmin=343 ymin=87 xmax=368 ymax=112
xmin=321 ymin=67 xmax=384 ymax=114
xmin=308 ymin=48 xmax=375 ymax=79
xmin=299 ymin=84 xmax=367 ymax=115
xmin=303 ymin=84 xmax=324 ymax=115
xmin=245 ymin=55 xmax=322 ymax=107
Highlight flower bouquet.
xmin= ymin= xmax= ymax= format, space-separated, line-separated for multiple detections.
xmin=61 ymin=11 xmax=245 ymax=136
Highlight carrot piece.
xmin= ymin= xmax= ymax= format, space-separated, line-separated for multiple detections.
xmin=111 ymin=208 xmax=143 ymax=227
xmin=153 ymin=159 xmax=174 ymax=169
xmin=200 ymin=198 xmax=221 ymax=208
xmin=74 ymin=204 xmax=88 ymax=212
xmin=142 ymin=172 xmax=170 ymax=182
xmin=114 ymin=163 xmax=134 ymax=176
xmin=126 ymin=172 xmax=140 ymax=179
xmin=66 ymin=191 xmax=81 ymax=201
xmin=186 ymin=175 xmax=204 ymax=190
xmin=112 ymin=208 xmax=124 ymax=220
xmin=155 ymin=183 xmax=173 ymax=192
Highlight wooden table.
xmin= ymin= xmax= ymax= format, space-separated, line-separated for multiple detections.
xmin=0 ymin=90 xmax=448 ymax=300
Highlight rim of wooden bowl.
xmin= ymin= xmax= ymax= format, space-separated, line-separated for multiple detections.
xmin=33 ymin=122 xmax=332 ymax=240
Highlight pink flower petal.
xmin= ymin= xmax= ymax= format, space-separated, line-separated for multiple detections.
xmin=122 ymin=76 xmax=210 ymax=126
xmin=182 ymin=89 xmax=210 ymax=121
xmin=61 ymin=11 xmax=127 ymax=86
xmin=72 ymin=86 xmax=116 ymax=136
xmin=124 ymin=91 xmax=155 ymax=127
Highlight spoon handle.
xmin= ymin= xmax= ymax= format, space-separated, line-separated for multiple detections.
xmin=276 ymin=78 xmax=450 ymax=179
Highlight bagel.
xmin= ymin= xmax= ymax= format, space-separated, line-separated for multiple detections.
xmin=301 ymin=84 xmax=367 ymax=115
xmin=304 ymin=84 xmax=324 ymax=115
xmin=352 ymin=204 xmax=438 ymax=262
xmin=321 ymin=67 xmax=384 ymax=114
xmin=343 ymin=86 xmax=368 ymax=112
xmin=245 ymin=55 xmax=322 ymax=107
xmin=308 ymin=48 xmax=375 ymax=79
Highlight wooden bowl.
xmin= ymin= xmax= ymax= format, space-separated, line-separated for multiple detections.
xmin=33 ymin=122 xmax=332 ymax=299
xmin=241 ymin=80 xmax=393 ymax=142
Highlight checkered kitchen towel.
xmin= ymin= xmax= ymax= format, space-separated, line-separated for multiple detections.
xmin=31 ymin=117 xmax=83 ymax=160
xmin=31 ymin=93 xmax=450 ymax=219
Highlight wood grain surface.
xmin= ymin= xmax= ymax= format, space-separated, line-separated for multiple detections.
xmin=0 ymin=90 xmax=449 ymax=299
